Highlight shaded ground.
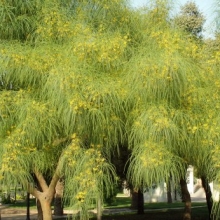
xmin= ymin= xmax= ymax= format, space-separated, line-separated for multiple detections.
xmin=98 ymin=210 xmax=209 ymax=220
xmin=0 ymin=197 xmax=209 ymax=220
xmin=0 ymin=207 xmax=209 ymax=220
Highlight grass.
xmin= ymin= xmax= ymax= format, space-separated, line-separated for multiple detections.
xmin=5 ymin=195 xmax=209 ymax=220
xmin=8 ymin=195 xmax=206 ymax=210
xmin=9 ymin=198 xmax=36 ymax=209
xmin=104 ymin=193 xmax=206 ymax=209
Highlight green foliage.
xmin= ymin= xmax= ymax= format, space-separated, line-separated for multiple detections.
xmin=0 ymin=0 xmax=128 ymax=218
xmin=0 ymin=0 xmax=220 ymax=219
xmin=214 ymin=0 xmax=220 ymax=33
xmin=0 ymin=0 xmax=39 ymax=41
xmin=174 ymin=1 xmax=205 ymax=38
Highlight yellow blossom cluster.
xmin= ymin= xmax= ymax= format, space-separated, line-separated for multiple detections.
xmin=147 ymin=106 xmax=172 ymax=130
xmin=150 ymin=29 xmax=200 ymax=60
xmin=0 ymin=126 xmax=37 ymax=175
xmin=0 ymin=90 xmax=26 ymax=120
xmin=151 ymin=31 xmax=181 ymax=53
xmin=63 ymin=139 xmax=80 ymax=168
xmin=75 ymin=191 xmax=86 ymax=203
xmin=139 ymin=142 xmax=169 ymax=168
xmin=73 ymin=33 xmax=128 ymax=66
xmin=72 ymin=147 xmax=106 ymax=204
xmin=36 ymin=6 xmax=72 ymax=41
xmin=1 ymin=45 xmax=59 ymax=73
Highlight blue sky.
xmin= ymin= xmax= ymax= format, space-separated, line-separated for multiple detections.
xmin=130 ymin=0 xmax=217 ymax=38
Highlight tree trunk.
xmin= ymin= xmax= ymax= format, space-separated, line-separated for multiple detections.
xmin=137 ymin=189 xmax=144 ymax=214
xmin=130 ymin=188 xmax=138 ymax=209
xmin=54 ymin=179 xmax=64 ymax=216
xmin=26 ymin=192 xmax=30 ymax=220
xmin=36 ymin=193 xmax=54 ymax=220
xmin=14 ymin=186 xmax=17 ymax=203
xmin=180 ymin=178 xmax=191 ymax=220
xmin=167 ymin=179 xmax=172 ymax=203
xmin=97 ymin=197 xmax=102 ymax=220
xmin=130 ymin=188 xmax=144 ymax=214
xmin=174 ymin=185 xmax=177 ymax=201
xmin=36 ymin=199 xmax=43 ymax=220
xmin=201 ymin=176 xmax=213 ymax=220
xmin=28 ymin=170 xmax=60 ymax=220
xmin=41 ymin=200 xmax=53 ymax=220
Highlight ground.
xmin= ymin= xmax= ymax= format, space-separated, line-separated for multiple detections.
xmin=0 ymin=195 xmax=209 ymax=220
xmin=98 ymin=210 xmax=208 ymax=220
xmin=0 ymin=206 xmax=209 ymax=220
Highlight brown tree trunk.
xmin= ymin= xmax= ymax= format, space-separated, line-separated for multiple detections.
xmin=54 ymin=178 xmax=64 ymax=216
xmin=137 ymin=189 xmax=144 ymax=214
xmin=28 ymin=170 xmax=60 ymax=220
xmin=201 ymin=176 xmax=213 ymax=220
xmin=97 ymin=197 xmax=102 ymax=220
xmin=36 ymin=199 xmax=43 ymax=220
xmin=167 ymin=179 xmax=172 ymax=203
xmin=26 ymin=192 xmax=30 ymax=220
xmin=41 ymin=199 xmax=53 ymax=220
xmin=36 ymin=192 xmax=54 ymax=220
xmin=130 ymin=188 xmax=144 ymax=214
xmin=180 ymin=178 xmax=191 ymax=220
xmin=130 ymin=188 xmax=138 ymax=209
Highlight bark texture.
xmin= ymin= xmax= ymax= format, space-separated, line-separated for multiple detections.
xmin=54 ymin=179 xmax=64 ymax=216
xmin=28 ymin=170 xmax=60 ymax=220
xmin=36 ymin=192 xmax=54 ymax=220
xmin=130 ymin=188 xmax=144 ymax=214
xmin=137 ymin=189 xmax=144 ymax=214
xmin=130 ymin=188 xmax=138 ymax=209
xmin=36 ymin=199 xmax=43 ymax=220
xmin=97 ymin=197 xmax=102 ymax=220
xmin=180 ymin=178 xmax=191 ymax=220
xmin=40 ymin=198 xmax=53 ymax=220
xmin=26 ymin=192 xmax=30 ymax=220
xmin=167 ymin=179 xmax=172 ymax=203
xmin=201 ymin=176 xmax=213 ymax=220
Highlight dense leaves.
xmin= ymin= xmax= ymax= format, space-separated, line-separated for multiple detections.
xmin=0 ymin=0 xmax=220 ymax=219
xmin=174 ymin=1 xmax=205 ymax=38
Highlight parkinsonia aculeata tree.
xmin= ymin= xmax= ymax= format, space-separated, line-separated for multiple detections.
xmin=1 ymin=1 xmax=220 ymax=220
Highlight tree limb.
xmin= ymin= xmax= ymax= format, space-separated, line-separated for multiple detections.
xmin=34 ymin=170 xmax=49 ymax=192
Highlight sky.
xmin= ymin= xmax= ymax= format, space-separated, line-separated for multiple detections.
xmin=130 ymin=0 xmax=217 ymax=38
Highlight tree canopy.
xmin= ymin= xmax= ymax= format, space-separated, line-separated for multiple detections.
xmin=174 ymin=1 xmax=205 ymax=38
xmin=0 ymin=1 xmax=220 ymax=220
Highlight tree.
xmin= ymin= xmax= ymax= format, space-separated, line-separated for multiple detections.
xmin=125 ymin=3 xmax=219 ymax=220
xmin=174 ymin=1 xmax=205 ymax=38
xmin=214 ymin=0 xmax=220 ymax=33
xmin=200 ymin=29 xmax=220 ymax=219
xmin=0 ymin=0 xmax=130 ymax=219
xmin=53 ymin=178 xmax=64 ymax=216
xmin=1 ymin=1 xmax=220 ymax=220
